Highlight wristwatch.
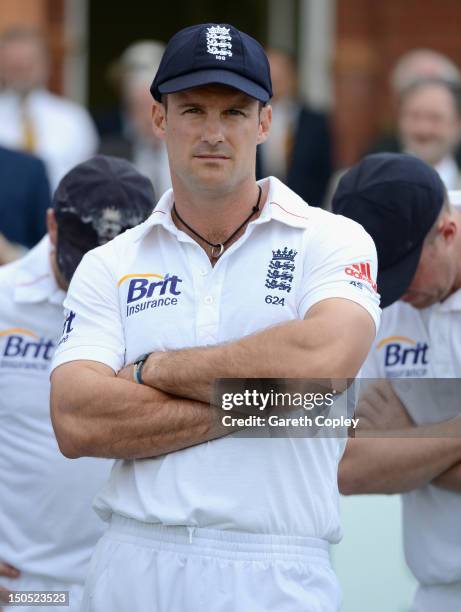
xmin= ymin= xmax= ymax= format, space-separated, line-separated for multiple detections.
xmin=133 ymin=353 xmax=150 ymax=385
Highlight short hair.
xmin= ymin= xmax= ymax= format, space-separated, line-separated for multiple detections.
xmin=392 ymin=49 xmax=461 ymax=94
xmin=399 ymin=77 xmax=461 ymax=117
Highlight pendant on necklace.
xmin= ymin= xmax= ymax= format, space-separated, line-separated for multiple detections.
xmin=211 ymin=244 xmax=225 ymax=259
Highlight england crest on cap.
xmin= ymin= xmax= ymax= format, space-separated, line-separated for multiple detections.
xmin=206 ymin=25 xmax=233 ymax=61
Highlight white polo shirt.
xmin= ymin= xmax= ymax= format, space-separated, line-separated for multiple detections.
xmin=0 ymin=237 xmax=111 ymax=584
xmin=361 ymin=294 xmax=461 ymax=585
xmin=52 ymin=177 xmax=380 ymax=543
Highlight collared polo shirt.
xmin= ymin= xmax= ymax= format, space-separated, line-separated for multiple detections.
xmin=361 ymin=289 xmax=461 ymax=585
xmin=52 ymin=176 xmax=380 ymax=543
xmin=0 ymin=237 xmax=112 ymax=583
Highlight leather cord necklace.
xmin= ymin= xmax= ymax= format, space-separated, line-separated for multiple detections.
xmin=173 ymin=185 xmax=262 ymax=259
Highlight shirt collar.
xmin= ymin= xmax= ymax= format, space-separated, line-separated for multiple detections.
xmin=136 ymin=176 xmax=310 ymax=242
xmin=435 ymin=156 xmax=459 ymax=190
xmin=438 ymin=288 xmax=461 ymax=312
xmin=14 ymin=236 xmax=65 ymax=306
xmin=262 ymin=176 xmax=311 ymax=228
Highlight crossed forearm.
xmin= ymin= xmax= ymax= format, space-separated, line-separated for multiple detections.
xmin=339 ymin=419 xmax=461 ymax=495
xmin=432 ymin=460 xmax=461 ymax=492
xmin=142 ymin=323 xmax=302 ymax=402
xmin=51 ymin=363 xmax=238 ymax=460
xmin=142 ymin=318 xmax=359 ymax=403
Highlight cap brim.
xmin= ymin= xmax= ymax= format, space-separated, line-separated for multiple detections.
xmin=158 ymin=69 xmax=270 ymax=102
xmin=377 ymin=242 xmax=423 ymax=308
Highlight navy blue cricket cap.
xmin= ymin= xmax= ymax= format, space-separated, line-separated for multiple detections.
xmin=53 ymin=155 xmax=155 ymax=284
xmin=150 ymin=23 xmax=272 ymax=103
xmin=332 ymin=153 xmax=446 ymax=308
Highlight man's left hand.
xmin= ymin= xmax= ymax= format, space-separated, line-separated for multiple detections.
xmin=356 ymin=380 xmax=415 ymax=431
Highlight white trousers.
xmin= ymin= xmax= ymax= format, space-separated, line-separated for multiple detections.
xmin=81 ymin=515 xmax=341 ymax=612
xmin=1 ymin=571 xmax=82 ymax=611
xmin=411 ymin=581 xmax=461 ymax=612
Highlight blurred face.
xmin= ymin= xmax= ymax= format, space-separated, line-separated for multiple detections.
xmin=267 ymin=49 xmax=296 ymax=101
xmin=152 ymin=84 xmax=271 ymax=194
xmin=0 ymin=38 xmax=48 ymax=93
xmin=401 ymin=214 xmax=458 ymax=308
xmin=399 ymin=84 xmax=461 ymax=166
xmin=126 ymin=83 xmax=161 ymax=144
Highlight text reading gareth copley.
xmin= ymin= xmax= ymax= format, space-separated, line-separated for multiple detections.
xmin=220 ymin=390 xmax=359 ymax=429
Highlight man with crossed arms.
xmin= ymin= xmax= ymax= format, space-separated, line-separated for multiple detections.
xmin=51 ymin=24 xmax=380 ymax=611
xmin=334 ymin=153 xmax=461 ymax=612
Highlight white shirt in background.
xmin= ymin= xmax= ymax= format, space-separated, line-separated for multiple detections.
xmin=0 ymin=89 xmax=98 ymax=191
xmin=360 ymin=191 xmax=461 ymax=610
xmin=0 ymin=236 xmax=112 ymax=584
xmin=434 ymin=156 xmax=461 ymax=190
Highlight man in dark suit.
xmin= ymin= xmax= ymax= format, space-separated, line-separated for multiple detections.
xmin=0 ymin=145 xmax=50 ymax=263
xmin=256 ymin=48 xmax=333 ymax=208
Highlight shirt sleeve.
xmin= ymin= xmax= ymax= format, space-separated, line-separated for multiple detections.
xmin=297 ymin=215 xmax=381 ymax=332
xmin=51 ymin=248 xmax=124 ymax=373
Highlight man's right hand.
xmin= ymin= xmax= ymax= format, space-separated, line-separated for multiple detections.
xmin=0 ymin=561 xmax=20 ymax=610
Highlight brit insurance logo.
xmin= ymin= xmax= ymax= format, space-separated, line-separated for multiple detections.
xmin=119 ymin=273 xmax=183 ymax=318
xmin=206 ymin=25 xmax=233 ymax=61
xmin=377 ymin=335 xmax=429 ymax=378
xmin=58 ymin=310 xmax=76 ymax=346
xmin=0 ymin=328 xmax=55 ymax=371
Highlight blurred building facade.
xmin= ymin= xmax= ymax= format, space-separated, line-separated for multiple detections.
xmin=334 ymin=0 xmax=461 ymax=166
xmin=0 ymin=0 xmax=86 ymax=103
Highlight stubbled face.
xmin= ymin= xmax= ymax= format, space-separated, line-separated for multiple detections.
xmin=401 ymin=220 xmax=458 ymax=308
xmin=399 ymin=83 xmax=461 ymax=166
xmin=152 ymin=84 xmax=271 ymax=195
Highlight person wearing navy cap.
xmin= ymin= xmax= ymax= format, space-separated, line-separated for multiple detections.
xmin=51 ymin=24 xmax=381 ymax=612
xmin=334 ymin=153 xmax=461 ymax=612
xmin=0 ymin=156 xmax=154 ymax=612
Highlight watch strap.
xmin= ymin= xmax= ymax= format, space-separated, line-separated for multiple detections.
xmin=133 ymin=353 xmax=149 ymax=385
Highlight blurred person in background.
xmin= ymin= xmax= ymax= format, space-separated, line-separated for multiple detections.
xmin=257 ymin=47 xmax=332 ymax=207
xmin=0 ymin=145 xmax=50 ymax=264
xmin=99 ymin=41 xmax=171 ymax=197
xmin=0 ymin=26 xmax=98 ymax=191
xmin=392 ymin=49 xmax=460 ymax=94
xmin=398 ymin=78 xmax=461 ymax=189
xmin=368 ymin=49 xmax=461 ymax=167
xmin=333 ymin=153 xmax=461 ymax=612
xmin=0 ymin=156 xmax=154 ymax=612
